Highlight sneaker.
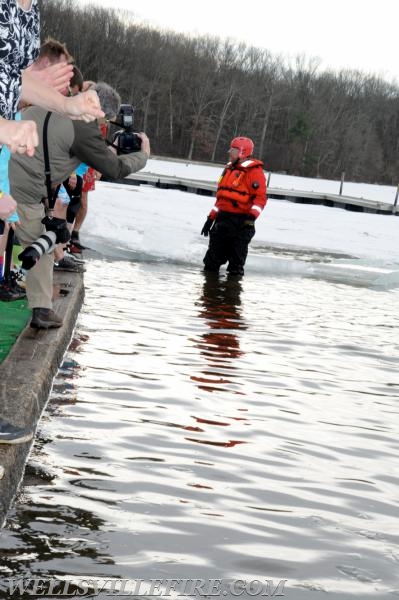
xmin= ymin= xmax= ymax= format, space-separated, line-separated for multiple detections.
xmin=0 ymin=465 xmax=4 ymax=479
xmin=30 ymin=308 xmax=63 ymax=329
xmin=68 ymin=239 xmax=88 ymax=251
xmin=0 ymin=419 xmax=34 ymax=444
xmin=8 ymin=270 xmax=27 ymax=293
xmin=65 ymin=253 xmax=85 ymax=265
xmin=0 ymin=281 xmax=26 ymax=301
xmin=67 ymin=243 xmax=82 ymax=255
xmin=54 ymin=256 xmax=85 ymax=273
xmin=10 ymin=268 xmax=26 ymax=289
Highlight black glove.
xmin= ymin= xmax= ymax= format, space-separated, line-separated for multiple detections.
xmin=201 ymin=217 xmax=215 ymax=237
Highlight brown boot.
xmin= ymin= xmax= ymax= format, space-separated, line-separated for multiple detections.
xmin=30 ymin=308 xmax=63 ymax=329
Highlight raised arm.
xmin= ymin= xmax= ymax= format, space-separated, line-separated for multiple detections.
xmin=21 ymin=70 xmax=104 ymax=122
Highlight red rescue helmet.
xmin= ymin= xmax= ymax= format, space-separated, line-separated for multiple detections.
xmin=230 ymin=136 xmax=254 ymax=159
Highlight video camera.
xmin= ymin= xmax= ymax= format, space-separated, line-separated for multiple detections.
xmin=18 ymin=216 xmax=70 ymax=270
xmin=112 ymin=104 xmax=142 ymax=154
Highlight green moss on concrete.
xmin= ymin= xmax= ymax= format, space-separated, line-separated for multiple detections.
xmin=0 ymin=299 xmax=31 ymax=364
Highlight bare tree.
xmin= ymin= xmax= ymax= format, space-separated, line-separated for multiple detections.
xmin=39 ymin=0 xmax=399 ymax=184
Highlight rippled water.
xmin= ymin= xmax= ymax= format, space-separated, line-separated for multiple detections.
xmin=1 ymin=257 xmax=399 ymax=599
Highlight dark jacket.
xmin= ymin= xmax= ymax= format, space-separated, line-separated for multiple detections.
xmin=9 ymin=106 xmax=148 ymax=205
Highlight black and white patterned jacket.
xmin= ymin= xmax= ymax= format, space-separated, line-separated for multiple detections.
xmin=0 ymin=0 xmax=40 ymax=119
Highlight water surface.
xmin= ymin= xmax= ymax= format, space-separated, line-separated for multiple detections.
xmin=1 ymin=258 xmax=399 ymax=599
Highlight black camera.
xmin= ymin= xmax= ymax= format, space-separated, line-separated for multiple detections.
xmin=18 ymin=216 xmax=70 ymax=270
xmin=41 ymin=216 xmax=71 ymax=244
xmin=112 ymin=104 xmax=142 ymax=154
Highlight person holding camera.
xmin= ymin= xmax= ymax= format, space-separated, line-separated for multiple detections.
xmin=0 ymin=37 xmax=76 ymax=301
xmin=9 ymin=81 xmax=150 ymax=329
xmin=201 ymin=136 xmax=267 ymax=276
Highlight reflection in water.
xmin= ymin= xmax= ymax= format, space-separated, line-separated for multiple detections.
xmin=1 ymin=261 xmax=399 ymax=599
xmin=191 ymin=273 xmax=245 ymax=392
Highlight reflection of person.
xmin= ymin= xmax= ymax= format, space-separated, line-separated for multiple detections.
xmin=201 ymin=137 xmax=267 ymax=276
xmin=9 ymin=82 xmax=150 ymax=329
xmin=191 ymin=273 xmax=244 ymax=391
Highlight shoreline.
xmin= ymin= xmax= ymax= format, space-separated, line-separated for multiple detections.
xmin=0 ymin=271 xmax=84 ymax=527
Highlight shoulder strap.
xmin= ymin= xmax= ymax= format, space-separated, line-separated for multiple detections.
xmin=43 ymin=111 xmax=59 ymax=210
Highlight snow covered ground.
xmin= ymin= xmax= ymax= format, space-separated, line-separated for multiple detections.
xmin=83 ymin=158 xmax=399 ymax=288
xmin=142 ymin=158 xmax=399 ymax=204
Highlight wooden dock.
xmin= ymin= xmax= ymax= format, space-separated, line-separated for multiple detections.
xmin=119 ymin=172 xmax=397 ymax=215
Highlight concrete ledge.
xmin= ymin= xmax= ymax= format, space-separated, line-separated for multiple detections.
xmin=0 ymin=271 xmax=84 ymax=527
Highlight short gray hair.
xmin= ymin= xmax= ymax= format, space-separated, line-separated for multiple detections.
xmin=92 ymin=81 xmax=121 ymax=119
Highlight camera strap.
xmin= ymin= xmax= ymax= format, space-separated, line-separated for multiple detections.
xmin=43 ymin=111 xmax=60 ymax=212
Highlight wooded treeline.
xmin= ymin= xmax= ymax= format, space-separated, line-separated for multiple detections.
xmin=39 ymin=0 xmax=399 ymax=184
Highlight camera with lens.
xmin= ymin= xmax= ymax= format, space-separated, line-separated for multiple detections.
xmin=41 ymin=215 xmax=71 ymax=244
xmin=112 ymin=104 xmax=142 ymax=154
xmin=18 ymin=216 xmax=70 ymax=270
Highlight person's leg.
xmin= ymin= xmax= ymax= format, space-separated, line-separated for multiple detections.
xmin=227 ymin=222 xmax=255 ymax=275
xmin=72 ymin=189 xmax=88 ymax=239
xmin=16 ymin=203 xmax=61 ymax=328
xmin=72 ymin=168 xmax=94 ymax=243
xmin=2 ymin=225 xmax=13 ymax=282
xmin=16 ymin=203 xmax=53 ymax=309
xmin=203 ymin=229 xmax=229 ymax=272
xmin=0 ymin=221 xmax=25 ymax=300
xmin=0 ymin=220 xmax=6 ymax=279
xmin=65 ymin=175 xmax=83 ymax=231
xmin=52 ymin=196 xmax=68 ymax=262
xmin=53 ymin=197 xmax=67 ymax=220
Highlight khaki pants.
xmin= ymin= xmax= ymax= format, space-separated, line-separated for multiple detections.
xmin=15 ymin=203 xmax=54 ymax=310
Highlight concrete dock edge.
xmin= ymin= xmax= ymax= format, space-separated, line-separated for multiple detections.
xmin=0 ymin=271 xmax=85 ymax=527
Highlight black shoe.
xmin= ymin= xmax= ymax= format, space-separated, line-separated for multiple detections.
xmin=30 ymin=308 xmax=63 ymax=329
xmin=0 ymin=419 xmax=34 ymax=444
xmin=54 ymin=256 xmax=85 ymax=273
xmin=71 ymin=230 xmax=80 ymax=243
xmin=65 ymin=253 xmax=85 ymax=264
xmin=0 ymin=281 xmax=26 ymax=301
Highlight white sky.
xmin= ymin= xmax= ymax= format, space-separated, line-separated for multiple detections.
xmin=83 ymin=159 xmax=399 ymax=289
xmin=80 ymin=0 xmax=399 ymax=83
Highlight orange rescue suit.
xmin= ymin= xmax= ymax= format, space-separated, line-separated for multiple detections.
xmin=211 ymin=158 xmax=267 ymax=219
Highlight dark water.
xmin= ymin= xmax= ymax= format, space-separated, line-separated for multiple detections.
xmin=1 ymin=258 xmax=399 ymax=599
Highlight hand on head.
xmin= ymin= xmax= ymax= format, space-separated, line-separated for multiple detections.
xmin=26 ymin=61 xmax=73 ymax=94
